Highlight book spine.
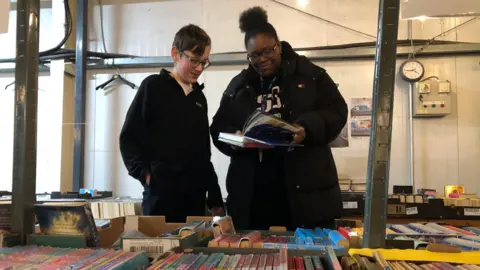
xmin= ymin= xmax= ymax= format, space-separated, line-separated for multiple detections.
xmin=265 ymin=255 xmax=274 ymax=270
xmin=295 ymin=229 xmax=306 ymax=245
xmin=297 ymin=229 xmax=315 ymax=245
xmin=249 ymin=255 xmax=260 ymax=270
xmin=199 ymin=254 xmax=217 ymax=270
xmin=177 ymin=254 xmax=195 ymax=270
xmin=323 ymin=229 xmax=346 ymax=246
xmin=443 ymin=225 xmax=476 ymax=236
xmin=235 ymin=254 xmax=247 ymax=270
xmin=241 ymin=254 xmax=254 ymax=270
xmin=239 ymin=231 xmax=262 ymax=248
xmin=228 ymin=254 xmax=242 ymax=270
xmin=209 ymin=235 xmax=230 ymax=247
xmin=166 ymin=253 xmax=186 ymax=269
xmin=167 ymin=253 xmax=186 ymax=269
xmin=462 ymin=235 xmax=480 ymax=243
xmin=462 ymin=227 xmax=480 ymax=235
xmin=208 ymin=253 xmax=224 ymax=270
xmin=222 ymin=255 xmax=235 ymax=270
xmin=325 ymin=246 xmax=342 ymax=270
xmin=273 ymin=254 xmax=281 ymax=270
xmin=337 ymin=227 xmax=352 ymax=240
xmin=288 ymin=257 xmax=295 ymax=270
xmin=311 ymin=256 xmax=323 ymax=270
xmin=257 ymin=254 xmax=268 ymax=270
xmin=279 ymin=247 xmax=288 ymax=270
xmin=216 ymin=254 xmax=230 ymax=270
xmin=262 ymin=243 xmax=327 ymax=251
xmin=294 ymin=257 xmax=304 ymax=270
xmin=304 ymin=256 xmax=314 ymax=270
xmin=190 ymin=254 xmax=209 ymax=270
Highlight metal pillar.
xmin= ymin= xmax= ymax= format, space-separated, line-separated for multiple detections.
xmin=363 ymin=0 xmax=401 ymax=248
xmin=408 ymin=83 xmax=415 ymax=188
xmin=11 ymin=0 xmax=41 ymax=243
xmin=73 ymin=0 xmax=88 ymax=191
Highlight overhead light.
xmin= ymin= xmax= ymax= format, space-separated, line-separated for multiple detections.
xmin=298 ymin=0 xmax=308 ymax=8
xmin=412 ymin=16 xmax=428 ymax=21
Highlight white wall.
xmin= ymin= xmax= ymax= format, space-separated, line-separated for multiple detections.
xmin=81 ymin=0 xmax=480 ymax=198
xmin=1 ymin=0 xmax=479 ymax=197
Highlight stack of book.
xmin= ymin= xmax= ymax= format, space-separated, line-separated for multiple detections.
xmin=0 ymin=246 xmax=149 ymax=269
xmin=207 ymin=228 xmax=348 ymax=253
xmin=149 ymin=247 xmax=342 ymax=270
xmin=89 ymin=198 xmax=142 ymax=219
xmin=344 ymin=248 xmax=480 ymax=269
xmin=338 ymin=223 xmax=480 ymax=251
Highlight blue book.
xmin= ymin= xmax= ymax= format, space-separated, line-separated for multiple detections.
xmin=218 ymin=110 xmax=303 ymax=148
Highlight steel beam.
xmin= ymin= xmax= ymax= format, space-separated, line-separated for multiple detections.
xmin=11 ymin=0 xmax=40 ymax=243
xmin=85 ymin=43 xmax=480 ymax=70
xmin=73 ymin=0 xmax=88 ymax=191
xmin=0 ymin=66 xmax=49 ymax=75
xmin=362 ymin=0 xmax=401 ymax=248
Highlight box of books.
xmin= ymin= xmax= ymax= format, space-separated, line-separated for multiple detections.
xmin=149 ymin=246 xmax=342 ymax=270
xmin=121 ymin=215 xmax=214 ymax=259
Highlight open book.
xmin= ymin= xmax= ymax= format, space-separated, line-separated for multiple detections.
xmin=218 ymin=110 xmax=303 ymax=148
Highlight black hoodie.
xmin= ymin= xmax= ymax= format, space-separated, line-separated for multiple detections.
xmin=119 ymin=69 xmax=223 ymax=209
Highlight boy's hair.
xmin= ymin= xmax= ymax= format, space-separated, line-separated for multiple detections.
xmin=172 ymin=24 xmax=211 ymax=56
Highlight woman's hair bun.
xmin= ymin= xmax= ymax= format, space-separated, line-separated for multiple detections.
xmin=239 ymin=6 xmax=269 ymax=33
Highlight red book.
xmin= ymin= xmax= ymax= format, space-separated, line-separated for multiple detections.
xmin=337 ymin=227 xmax=351 ymax=240
xmin=273 ymin=254 xmax=281 ymax=270
xmin=249 ymin=255 xmax=260 ymax=270
xmin=236 ymin=255 xmax=247 ymax=270
xmin=295 ymin=257 xmax=305 ymax=270
xmin=258 ymin=254 xmax=268 ymax=270
xmin=288 ymin=257 xmax=295 ymax=270
xmin=442 ymin=225 xmax=475 ymax=236
xmin=266 ymin=255 xmax=274 ymax=270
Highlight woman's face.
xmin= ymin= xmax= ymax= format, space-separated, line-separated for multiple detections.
xmin=246 ymin=33 xmax=282 ymax=77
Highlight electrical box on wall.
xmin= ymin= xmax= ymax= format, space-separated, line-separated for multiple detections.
xmin=412 ymin=80 xmax=452 ymax=118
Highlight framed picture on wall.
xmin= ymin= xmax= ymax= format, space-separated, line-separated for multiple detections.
xmin=351 ymin=98 xmax=372 ymax=116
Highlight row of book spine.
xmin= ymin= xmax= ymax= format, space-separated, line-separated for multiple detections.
xmin=0 ymin=246 xmax=149 ymax=269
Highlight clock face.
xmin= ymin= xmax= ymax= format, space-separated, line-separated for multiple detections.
xmin=401 ymin=60 xmax=424 ymax=82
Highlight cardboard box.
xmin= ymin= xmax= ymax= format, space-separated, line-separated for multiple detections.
xmin=98 ymin=216 xmax=125 ymax=247
xmin=122 ymin=216 xmax=213 ymax=259
xmin=123 ymin=216 xmax=213 ymax=236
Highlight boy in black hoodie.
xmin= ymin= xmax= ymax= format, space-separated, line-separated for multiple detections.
xmin=120 ymin=24 xmax=224 ymax=222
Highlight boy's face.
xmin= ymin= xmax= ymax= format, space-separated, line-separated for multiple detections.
xmin=172 ymin=45 xmax=211 ymax=84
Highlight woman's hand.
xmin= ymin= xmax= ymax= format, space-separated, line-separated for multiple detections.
xmin=292 ymin=124 xmax=306 ymax=145
xmin=145 ymin=172 xmax=151 ymax=185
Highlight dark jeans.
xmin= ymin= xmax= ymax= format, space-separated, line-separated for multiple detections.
xmin=142 ymin=169 xmax=207 ymax=223
xmin=249 ymin=152 xmax=293 ymax=231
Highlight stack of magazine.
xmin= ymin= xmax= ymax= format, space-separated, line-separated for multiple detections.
xmin=218 ymin=110 xmax=302 ymax=148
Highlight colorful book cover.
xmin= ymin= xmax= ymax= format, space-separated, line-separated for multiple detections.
xmin=34 ymin=202 xmax=99 ymax=247
xmin=218 ymin=110 xmax=302 ymax=148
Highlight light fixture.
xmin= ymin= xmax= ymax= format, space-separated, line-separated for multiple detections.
xmin=298 ymin=0 xmax=308 ymax=9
